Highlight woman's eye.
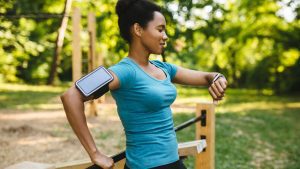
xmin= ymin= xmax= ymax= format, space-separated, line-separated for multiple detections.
xmin=158 ymin=29 xmax=163 ymax=32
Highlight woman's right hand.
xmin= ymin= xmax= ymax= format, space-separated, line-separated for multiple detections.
xmin=91 ymin=151 xmax=114 ymax=169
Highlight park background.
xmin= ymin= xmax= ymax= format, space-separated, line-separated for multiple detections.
xmin=0 ymin=0 xmax=299 ymax=168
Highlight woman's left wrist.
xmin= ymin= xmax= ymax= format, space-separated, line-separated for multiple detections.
xmin=208 ymin=72 xmax=225 ymax=85
xmin=207 ymin=73 xmax=218 ymax=85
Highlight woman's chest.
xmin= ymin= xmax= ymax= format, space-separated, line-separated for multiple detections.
xmin=129 ymin=78 xmax=177 ymax=111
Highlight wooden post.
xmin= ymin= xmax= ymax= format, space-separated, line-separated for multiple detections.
xmin=97 ymin=52 xmax=106 ymax=103
xmin=87 ymin=12 xmax=98 ymax=116
xmin=47 ymin=0 xmax=73 ymax=84
xmin=195 ymin=103 xmax=215 ymax=169
xmin=72 ymin=7 xmax=82 ymax=82
xmin=88 ymin=12 xmax=96 ymax=71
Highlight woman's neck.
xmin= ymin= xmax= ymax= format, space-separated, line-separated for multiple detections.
xmin=128 ymin=41 xmax=150 ymax=66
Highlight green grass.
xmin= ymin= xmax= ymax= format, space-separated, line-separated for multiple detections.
xmin=174 ymin=86 xmax=300 ymax=169
xmin=1 ymin=83 xmax=299 ymax=168
xmin=0 ymin=83 xmax=68 ymax=110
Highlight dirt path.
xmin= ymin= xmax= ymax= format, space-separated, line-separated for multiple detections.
xmin=0 ymin=95 xmax=197 ymax=168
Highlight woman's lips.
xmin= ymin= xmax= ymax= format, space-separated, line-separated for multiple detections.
xmin=160 ymin=43 xmax=166 ymax=48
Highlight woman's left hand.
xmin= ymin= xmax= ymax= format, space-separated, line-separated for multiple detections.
xmin=208 ymin=75 xmax=227 ymax=102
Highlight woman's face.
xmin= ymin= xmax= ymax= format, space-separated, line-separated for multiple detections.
xmin=140 ymin=11 xmax=168 ymax=55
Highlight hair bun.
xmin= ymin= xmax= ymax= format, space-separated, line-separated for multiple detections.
xmin=116 ymin=0 xmax=139 ymax=16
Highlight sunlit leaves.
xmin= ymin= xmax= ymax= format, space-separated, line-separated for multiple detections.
xmin=0 ymin=0 xmax=299 ymax=92
xmin=281 ymin=49 xmax=300 ymax=67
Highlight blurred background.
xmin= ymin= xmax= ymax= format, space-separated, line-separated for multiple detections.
xmin=1 ymin=0 xmax=300 ymax=93
xmin=0 ymin=0 xmax=299 ymax=169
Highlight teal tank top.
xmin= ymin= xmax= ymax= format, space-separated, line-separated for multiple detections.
xmin=109 ymin=57 xmax=179 ymax=169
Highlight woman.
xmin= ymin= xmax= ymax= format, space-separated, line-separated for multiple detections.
xmin=61 ymin=0 xmax=227 ymax=168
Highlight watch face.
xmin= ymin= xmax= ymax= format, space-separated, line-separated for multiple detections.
xmin=76 ymin=67 xmax=113 ymax=96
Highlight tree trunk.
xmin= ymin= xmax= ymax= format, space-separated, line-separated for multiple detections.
xmin=47 ymin=0 xmax=72 ymax=85
xmin=274 ymin=54 xmax=281 ymax=95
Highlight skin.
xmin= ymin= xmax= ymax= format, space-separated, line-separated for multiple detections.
xmin=60 ymin=11 xmax=227 ymax=169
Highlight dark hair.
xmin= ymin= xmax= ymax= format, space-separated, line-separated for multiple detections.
xmin=116 ymin=0 xmax=161 ymax=43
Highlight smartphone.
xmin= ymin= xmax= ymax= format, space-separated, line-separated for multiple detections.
xmin=75 ymin=66 xmax=113 ymax=98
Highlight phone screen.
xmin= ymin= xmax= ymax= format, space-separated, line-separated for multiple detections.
xmin=76 ymin=67 xmax=113 ymax=96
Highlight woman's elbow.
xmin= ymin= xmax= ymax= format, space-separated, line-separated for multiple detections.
xmin=60 ymin=87 xmax=71 ymax=101
xmin=60 ymin=91 xmax=69 ymax=103
xmin=60 ymin=86 xmax=82 ymax=103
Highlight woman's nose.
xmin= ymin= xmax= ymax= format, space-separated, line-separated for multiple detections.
xmin=163 ymin=32 xmax=168 ymax=41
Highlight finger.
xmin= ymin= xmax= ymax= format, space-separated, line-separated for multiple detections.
xmin=209 ymin=87 xmax=219 ymax=100
xmin=208 ymin=87 xmax=217 ymax=100
xmin=211 ymin=83 xmax=222 ymax=98
xmin=224 ymin=78 xmax=228 ymax=85
xmin=110 ymin=161 xmax=115 ymax=169
xmin=210 ymin=87 xmax=224 ymax=100
xmin=215 ymin=81 xmax=224 ymax=94
xmin=218 ymin=94 xmax=224 ymax=100
xmin=219 ymin=79 xmax=227 ymax=90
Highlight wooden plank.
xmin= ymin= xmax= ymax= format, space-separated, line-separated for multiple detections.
xmin=5 ymin=161 xmax=55 ymax=169
xmin=87 ymin=12 xmax=98 ymax=116
xmin=72 ymin=7 xmax=82 ymax=82
xmin=195 ymin=103 xmax=215 ymax=169
xmin=55 ymin=140 xmax=207 ymax=169
xmin=56 ymin=159 xmax=125 ymax=169
xmin=87 ymin=100 xmax=97 ymax=117
xmin=178 ymin=139 xmax=207 ymax=157
xmin=55 ymin=159 xmax=92 ymax=169
xmin=88 ymin=12 xmax=96 ymax=71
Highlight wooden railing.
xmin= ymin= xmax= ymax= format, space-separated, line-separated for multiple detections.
xmin=5 ymin=102 xmax=215 ymax=169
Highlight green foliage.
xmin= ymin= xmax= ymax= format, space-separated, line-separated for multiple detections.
xmin=0 ymin=0 xmax=64 ymax=83
xmin=0 ymin=0 xmax=299 ymax=93
xmin=161 ymin=0 xmax=300 ymax=93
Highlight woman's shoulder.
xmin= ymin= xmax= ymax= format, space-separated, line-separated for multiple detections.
xmin=108 ymin=58 xmax=136 ymax=89
xmin=112 ymin=57 xmax=132 ymax=66
xmin=150 ymin=60 xmax=178 ymax=79
xmin=109 ymin=58 xmax=135 ymax=71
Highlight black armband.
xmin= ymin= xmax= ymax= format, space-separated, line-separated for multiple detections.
xmin=75 ymin=66 xmax=113 ymax=99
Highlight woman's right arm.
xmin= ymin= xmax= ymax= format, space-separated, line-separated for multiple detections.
xmin=60 ymin=71 xmax=119 ymax=168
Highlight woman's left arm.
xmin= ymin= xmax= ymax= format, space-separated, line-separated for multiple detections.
xmin=172 ymin=66 xmax=228 ymax=101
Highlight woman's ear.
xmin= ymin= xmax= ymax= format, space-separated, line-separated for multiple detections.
xmin=133 ymin=23 xmax=143 ymax=37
